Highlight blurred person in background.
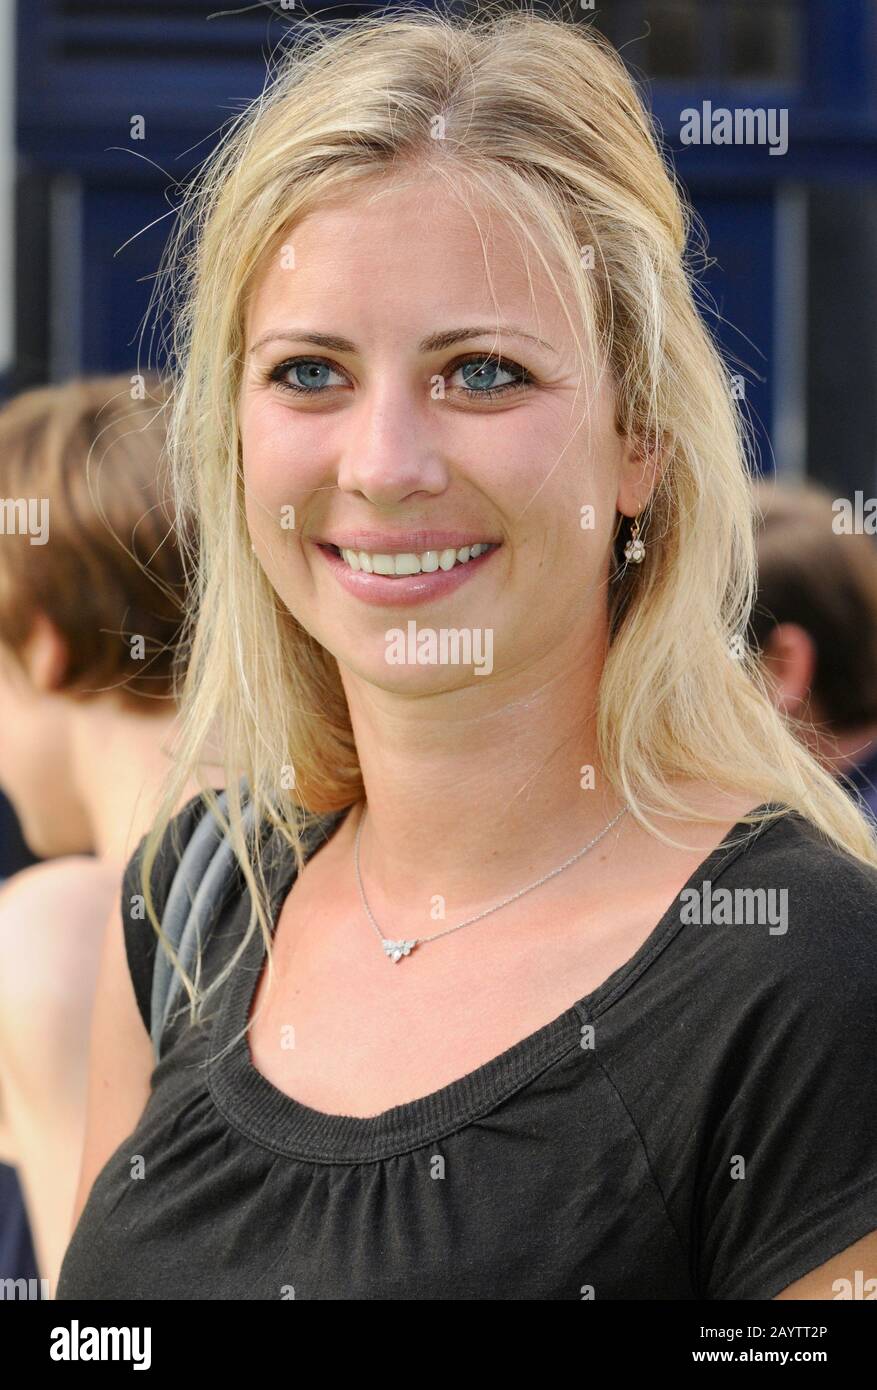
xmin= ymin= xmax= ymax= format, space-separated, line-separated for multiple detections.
xmin=0 ymin=374 xmax=214 ymax=1292
xmin=750 ymin=479 xmax=877 ymax=825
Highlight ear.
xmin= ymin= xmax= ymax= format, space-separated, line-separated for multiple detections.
xmin=20 ymin=612 xmax=71 ymax=694
xmin=759 ymin=622 xmax=817 ymax=716
xmin=615 ymin=431 xmax=663 ymax=519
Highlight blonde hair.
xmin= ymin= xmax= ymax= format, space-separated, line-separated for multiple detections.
xmin=141 ymin=4 xmax=877 ymax=1043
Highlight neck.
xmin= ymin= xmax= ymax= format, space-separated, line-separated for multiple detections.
xmin=68 ymin=697 xmax=191 ymax=864
xmin=341 ymin=621 xmax=625 ymax=915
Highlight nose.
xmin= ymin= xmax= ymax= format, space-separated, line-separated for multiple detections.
xmin=335 ymin=377 xmax=449 ymax=505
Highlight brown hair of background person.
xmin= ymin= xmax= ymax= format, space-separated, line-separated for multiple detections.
xmin=749 ymin=479 xmax=877 ymax=803
xmin=0 ymin=372 xmax=214 ymax=1293
xmin=0 ymin=373 xmax=189 ymax=720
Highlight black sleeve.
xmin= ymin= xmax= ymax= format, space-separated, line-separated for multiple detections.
xmin=598 ymin=812 xmax=877 ymax=1301
xmin=690 ymin=830 xmax=877 ymax=1299
xmin=121 ymin=791 xmax=220 ymax=1037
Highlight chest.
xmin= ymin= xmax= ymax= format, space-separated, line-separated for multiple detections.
xmin=247 ymin=864 xmax=681 ymax=1117
xmin=61 ymin=1021 xmax=697 ymax=1300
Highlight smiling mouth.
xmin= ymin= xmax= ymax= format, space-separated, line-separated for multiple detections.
xmin=317 ymin=541 xmax=501 ymax=577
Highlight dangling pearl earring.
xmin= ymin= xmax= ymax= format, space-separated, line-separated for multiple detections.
xmin=623 ymin=512 xmax=646 ymax=564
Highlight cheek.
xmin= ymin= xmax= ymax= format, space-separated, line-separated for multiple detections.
xmin=241 ymin=402 xmax=326 ymax=545
xmin=503 ymin=455 xmax=616 ymax=616
xmin=241 ymin=446 xmax=314 ymax=603
xmin=241 ymin=474 xmax=295 ymax=583
xmin=241 ymin=417 xmax=287 ymax=534
xmin=242 ymin=465 xmax=283 ymax=548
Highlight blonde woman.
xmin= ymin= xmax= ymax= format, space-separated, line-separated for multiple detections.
xmin=59 ymin=10 xmax=877 ymax=1300
xmin=0 ymin=375 xmax=214 ymax=1291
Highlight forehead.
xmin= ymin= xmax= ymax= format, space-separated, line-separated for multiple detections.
xmin=243 ymin=173 xmax=578 ymax=351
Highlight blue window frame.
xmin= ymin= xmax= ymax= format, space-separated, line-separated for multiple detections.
xmin=10 ymin=0 xmax=877 ymax=484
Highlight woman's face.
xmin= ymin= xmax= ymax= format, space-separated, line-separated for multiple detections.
xmin=240 ymin=173 xmax=640 ymax=691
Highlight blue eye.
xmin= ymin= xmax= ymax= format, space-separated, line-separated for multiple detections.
xmin=264 ymin=353 xmax=533 ymax=401
xmin=268 ymin=358 xmax=347 ymax=393
xmin=450 ymin=357 xmax=529 ymax=395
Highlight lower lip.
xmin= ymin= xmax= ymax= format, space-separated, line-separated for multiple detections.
xmin=314 ymin=543 xmax=501 ymax=607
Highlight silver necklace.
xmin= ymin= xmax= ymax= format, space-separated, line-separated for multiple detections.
xmin=354 ymin=802 xmax=630 ymax=962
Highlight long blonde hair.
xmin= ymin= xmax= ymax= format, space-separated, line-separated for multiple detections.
xmin=141 ymin=3 xmax=877 ymax=1038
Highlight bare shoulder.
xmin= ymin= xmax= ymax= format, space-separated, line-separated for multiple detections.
xmin=0 ymin=858 xmax=121 ymax=1017
xmin=624 ymin=784 xmax=777 ymax=864
xmin=662 ymin=782 xmax=772 ymax=825
xmin=0 ymin=856 xmax=120 ymax=934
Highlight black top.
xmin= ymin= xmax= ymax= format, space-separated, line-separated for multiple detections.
xmin=57 ymin=795 xmax=877 ymax=1300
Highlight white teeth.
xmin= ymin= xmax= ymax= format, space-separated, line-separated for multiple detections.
xmin=338 ymin=542 xmax=494 ymax=576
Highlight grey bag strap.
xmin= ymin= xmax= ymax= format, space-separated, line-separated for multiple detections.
xmin=150 ymin=786 xmax=258 ymax=1062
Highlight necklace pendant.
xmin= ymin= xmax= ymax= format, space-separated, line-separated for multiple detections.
xmin=383 ymin=938 xmax=417 ymax=963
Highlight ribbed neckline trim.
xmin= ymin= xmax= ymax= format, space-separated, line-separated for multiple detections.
xmin=207 ymin=801 xmax=791 ymax=1164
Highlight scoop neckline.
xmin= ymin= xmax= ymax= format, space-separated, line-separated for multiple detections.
xmin=207 ymin=800 xmax=791 ymax=1164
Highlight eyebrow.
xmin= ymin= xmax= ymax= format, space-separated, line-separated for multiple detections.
xmin=248 ymin=325 xmax=557 ymax=355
